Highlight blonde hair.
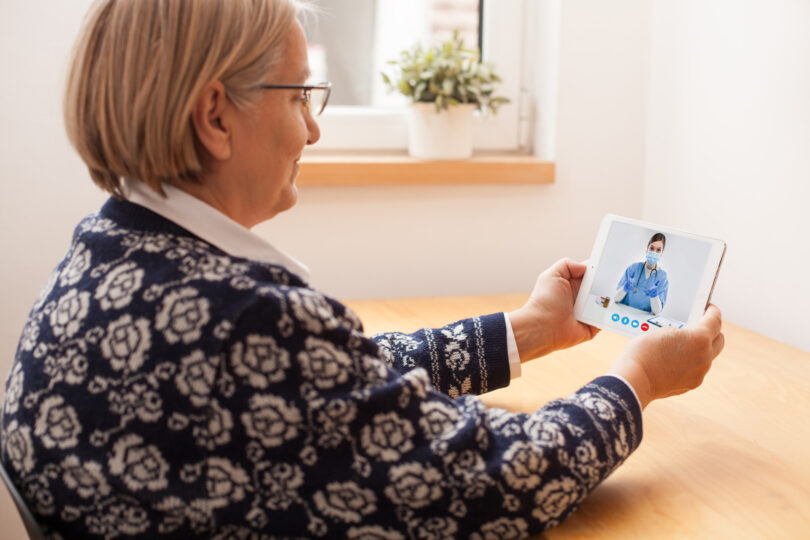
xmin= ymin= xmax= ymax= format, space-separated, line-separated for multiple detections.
xmin=64 ymin=0 xmax=305 ymax=197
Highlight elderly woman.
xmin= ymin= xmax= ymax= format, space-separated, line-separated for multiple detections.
xmin=1 ymin=0 xmax=724 ymax=538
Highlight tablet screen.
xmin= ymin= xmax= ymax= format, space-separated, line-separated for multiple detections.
xmin=575 ymin=216 xmax=725 ymax=338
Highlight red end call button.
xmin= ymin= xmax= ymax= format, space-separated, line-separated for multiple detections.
xmin=640 ymin=323 xmax=649 ymax=331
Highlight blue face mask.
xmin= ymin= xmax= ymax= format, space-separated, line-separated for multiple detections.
xmin=646 ymin=251 xmax=661 ymax=266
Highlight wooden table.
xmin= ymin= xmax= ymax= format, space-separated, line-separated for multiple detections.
xmin=345 ymin=294 xmax=810 ymax=539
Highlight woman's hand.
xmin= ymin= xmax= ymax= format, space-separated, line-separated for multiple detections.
xmin=508 ymin=258 xmax=600 ymax=362
xmin=608 ymin=304 xmax=724 ymax=409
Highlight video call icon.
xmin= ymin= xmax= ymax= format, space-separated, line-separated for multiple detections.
xmin=611 ymin=313 xmax=650 ymax=331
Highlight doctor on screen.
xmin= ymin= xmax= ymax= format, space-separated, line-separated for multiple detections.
xmin=614 ymin=233 xmax=670 ymax=315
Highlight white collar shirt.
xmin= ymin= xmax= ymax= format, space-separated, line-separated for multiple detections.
xmin=122 ymin=178 xmax=310 ymax=284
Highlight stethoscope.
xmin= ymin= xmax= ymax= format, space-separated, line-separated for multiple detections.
xmin=632 ymin=264 xmax=658 ymax=293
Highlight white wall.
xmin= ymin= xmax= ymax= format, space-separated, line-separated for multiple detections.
xmin=644 ymin=0 xmax=810 ymax=352
xmin=0 ymin=0 xmax=107 ymax=357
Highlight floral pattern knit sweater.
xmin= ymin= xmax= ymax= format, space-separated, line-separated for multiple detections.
xmin=1 ymin=198 xmax=642 ymax=539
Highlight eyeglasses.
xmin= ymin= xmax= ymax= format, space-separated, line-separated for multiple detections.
xmin=256 ymin=82 xmax=332 ymax=116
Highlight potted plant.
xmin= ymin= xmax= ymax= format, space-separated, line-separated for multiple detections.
xmin=382 ymin=30 xmax=509 ymax=159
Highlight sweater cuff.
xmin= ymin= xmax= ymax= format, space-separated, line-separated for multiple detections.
xmin=503 ymin=312 xmax=521 ymax=379
xmin=587 ymin=375 xmax=644 ymax=450
xmin=478 ymin=312 xmax=512 ymax=392
xmin=604 ymin=373 xmax=643 ymax=413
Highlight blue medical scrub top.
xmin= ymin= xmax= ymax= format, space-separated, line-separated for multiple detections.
xmin=617 ymin=262 xmax=669 ymax=312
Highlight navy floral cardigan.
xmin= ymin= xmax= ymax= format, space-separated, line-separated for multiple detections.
xmin=2 ymin=198 xmax=642 ymax=539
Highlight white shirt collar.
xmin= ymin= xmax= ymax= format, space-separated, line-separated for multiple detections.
xmin=121 ymin=178 xmax=310 ymax=283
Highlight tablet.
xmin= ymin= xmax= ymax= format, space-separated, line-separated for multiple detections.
xmin=573 ymin=214 xmax=726 ymax=339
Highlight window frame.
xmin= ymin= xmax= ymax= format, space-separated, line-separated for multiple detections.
xmin=310 ymin=0 xmax=532 ymax=153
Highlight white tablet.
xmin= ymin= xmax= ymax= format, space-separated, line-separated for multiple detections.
xmin=573 ymin=214 xmax=726 ymax=339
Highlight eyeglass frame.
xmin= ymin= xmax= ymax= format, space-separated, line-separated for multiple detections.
xmin=255 ymin=82 xmax=332 ymax=116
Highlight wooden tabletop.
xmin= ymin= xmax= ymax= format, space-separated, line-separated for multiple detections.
xmin=344 ymin=294 xmax=810 ymax=539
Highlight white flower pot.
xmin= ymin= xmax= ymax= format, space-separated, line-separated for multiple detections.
xmin=408 ymin=103 xmax=476 ymax=160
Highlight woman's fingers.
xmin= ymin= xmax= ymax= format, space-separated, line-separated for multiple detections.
xmin=712 ymin=332 xmax=725 ymax=356
xmin=554 ymin=257 xmax=586 ymax=280
xmin=701 ymin=304 xmax=723 ymax=337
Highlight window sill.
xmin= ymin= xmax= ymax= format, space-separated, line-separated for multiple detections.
xmin=298 ymin=152 xmax=555 ymax=186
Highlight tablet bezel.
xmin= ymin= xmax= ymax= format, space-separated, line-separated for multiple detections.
xmin=573 ymin=214 xmax=726 ymax=339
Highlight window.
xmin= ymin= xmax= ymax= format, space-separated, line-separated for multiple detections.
xmin=302 ymin=0 xmax=533 ymax=152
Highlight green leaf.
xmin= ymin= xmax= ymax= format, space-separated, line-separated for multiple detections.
xmin=380 ymin=28 xmax=508 ymax=108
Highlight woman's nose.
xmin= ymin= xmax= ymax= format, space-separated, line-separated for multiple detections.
xmin=306 ymin=114 xmax=320 ymax=145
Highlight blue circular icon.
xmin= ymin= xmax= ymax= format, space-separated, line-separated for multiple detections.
xmin=611 ymin=313 xmax=620 ymax=322
xmin=621 ymin=317 xmax=630 ymax=325
xmin=631 ymin=319 xmax=640 ymax=328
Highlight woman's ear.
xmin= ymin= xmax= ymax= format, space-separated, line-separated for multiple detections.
xmin=191 ymin=80 xmax=232 ymax=161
